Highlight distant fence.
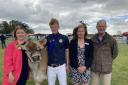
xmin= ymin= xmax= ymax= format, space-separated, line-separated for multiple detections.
xmin=114 ymin=36 xmax=128 ymax=44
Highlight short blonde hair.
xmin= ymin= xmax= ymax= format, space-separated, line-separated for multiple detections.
xmin=49 ymin=18 xmax=59 ymax=26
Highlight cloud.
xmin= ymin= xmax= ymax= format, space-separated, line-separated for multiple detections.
xmin=0 ymin=0 xmax=128 ymax=34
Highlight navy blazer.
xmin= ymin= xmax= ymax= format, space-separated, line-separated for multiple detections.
xmin=69 ymin=38 xmax=93 ymax=69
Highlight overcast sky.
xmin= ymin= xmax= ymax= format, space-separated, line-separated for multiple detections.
xmin=0 ymin=0 xmax=128 ymax=35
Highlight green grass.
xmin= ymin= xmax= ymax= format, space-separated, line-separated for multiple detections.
xmin=111 ymin=44 xmax=128 ymax=85
xmin=0 ymin=44 xmax=128 ymax=85
xmin=0 ymin=48 xmax=4 ymax=84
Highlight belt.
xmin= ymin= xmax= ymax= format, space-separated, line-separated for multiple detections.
xmin=49 ymin=64 xmax=63 ymax=67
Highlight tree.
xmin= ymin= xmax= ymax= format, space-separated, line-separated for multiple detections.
xmin=0 ymin=20 xmax=34 ymax=34
xmin=2 ymin=21 xmax=10 ymax=34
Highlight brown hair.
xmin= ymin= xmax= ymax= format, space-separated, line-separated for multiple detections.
xmin=73 ymin=24 xmax=88 ymax=40
xmin=49 ymin=18 xmax=59 ymax=26
xmin=14 ymin=25 xmax=27 ymax=39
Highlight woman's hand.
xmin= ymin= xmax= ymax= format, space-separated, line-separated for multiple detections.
xmin=8 ymin=72 xmax=15 ymax=83
xmin=77 ymin=66 xmax=87 ymax=73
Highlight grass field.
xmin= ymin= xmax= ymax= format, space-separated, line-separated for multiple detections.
xmin=0 ymin=43 xmax=128 ymax=85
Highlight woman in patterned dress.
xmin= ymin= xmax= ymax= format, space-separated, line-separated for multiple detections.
xmin=69 ymin=23 xmax=93 ymax=85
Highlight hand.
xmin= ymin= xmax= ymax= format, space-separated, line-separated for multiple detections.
xmin=8 ymin=72 xmax=15 ymax=83
xmin=39 ymin=39 xmax=47 ymax=46
xmin=66 ymin=65 xmax=70 ymax=73
xmin=77 ymin=66 xmax=86 ymax=73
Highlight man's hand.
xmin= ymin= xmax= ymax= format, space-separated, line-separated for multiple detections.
xmin=66 ymin=65 xmax=70 ymax=73
xmin=65 ymin=49 xmax=70 ymax=73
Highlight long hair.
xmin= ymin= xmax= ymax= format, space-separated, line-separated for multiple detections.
xmin=73 ymin=23 xmax=88 ymax=40
xmin=14 ymin=24 xmax=27 ymax=40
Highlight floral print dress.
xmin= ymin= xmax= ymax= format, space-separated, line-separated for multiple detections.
xmin=70 ymin=46 xmax=90 ymax=84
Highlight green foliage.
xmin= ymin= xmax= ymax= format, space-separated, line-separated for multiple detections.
xmin=0 ymin=20 xmax=34 ymax=34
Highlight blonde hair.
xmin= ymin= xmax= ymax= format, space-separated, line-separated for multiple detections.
xmin=49 ymin=18 xmax=59 ymax=26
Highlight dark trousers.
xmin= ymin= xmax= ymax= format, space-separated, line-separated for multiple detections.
xmin=1 ymin=40 xmax=6 ymax=49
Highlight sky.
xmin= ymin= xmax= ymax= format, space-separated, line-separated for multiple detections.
xmin=0 ymin=0 xmax=128 ymax=35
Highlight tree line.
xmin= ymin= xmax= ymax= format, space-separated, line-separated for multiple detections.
xmin=0 ymin=20 xmax=34 ymax=34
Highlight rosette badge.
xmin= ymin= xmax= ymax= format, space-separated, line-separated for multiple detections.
xmin=59 ymin=39 xmax=63 ymax=43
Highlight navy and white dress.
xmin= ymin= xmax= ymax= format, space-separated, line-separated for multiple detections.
xmin=70 ymin=46 xmax=90 ymax=84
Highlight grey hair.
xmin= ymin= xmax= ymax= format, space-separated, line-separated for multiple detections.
xmin=97 ymin=19 xmax=107 ymax=26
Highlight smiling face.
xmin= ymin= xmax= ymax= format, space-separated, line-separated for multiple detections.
xmin=74 ymin=24 xmax=87 ymax=39
xmin=77 ymin=27 xmax=86 ymax=39
xmin=96 ymin=20 xmax=107 ymax=36
xmin=16 ymin=29 xmax=27 ymax=40
xmin=49 ymin=18 xmax=59 ymax=34
xmin=50 ymin=23 xmax=59 ymax=34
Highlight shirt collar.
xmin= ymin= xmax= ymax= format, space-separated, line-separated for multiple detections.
xmin=52 ymin=32 xmax=60 ymax=36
